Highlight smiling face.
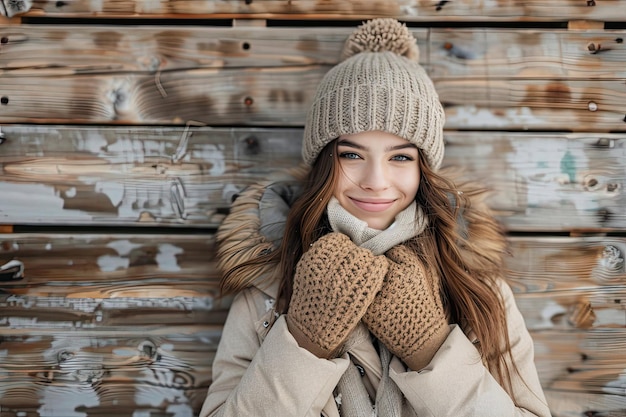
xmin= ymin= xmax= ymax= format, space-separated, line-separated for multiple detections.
xmin=333 ymin=130 xmax=421 ymax=230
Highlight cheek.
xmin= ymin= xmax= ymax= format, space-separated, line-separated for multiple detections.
xmin=335 ymin=165 xmax=356 ymax=187
xmin=399 ymin=167 xmax=420 ymax=196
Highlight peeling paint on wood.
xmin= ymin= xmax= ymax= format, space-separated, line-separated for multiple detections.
xmin=1 ymin=127 xmax=625 ymax=231
xmin=443 ymin=132 xmax=626 ymax=231
xmin=0 ymin=126 xmax=302 ymax=227
xmin=6 ymin=0 xmax=626 ymax=21
xmin=0 ymin=0 xmax=32 ymax=18
xmin=0 ymin=331 xmax=217 ymax=415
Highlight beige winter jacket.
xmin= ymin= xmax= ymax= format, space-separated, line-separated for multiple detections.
xmin=200 ymin=277 xmax=550 ymax=417
xmin=199 ymin=170 xmax=552 ymax=417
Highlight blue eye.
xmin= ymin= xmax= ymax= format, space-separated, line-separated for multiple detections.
xmin=339 ymin=152 xmax=361 ymax=160
xmin=391 ymin=154 xmax=414 ymax=161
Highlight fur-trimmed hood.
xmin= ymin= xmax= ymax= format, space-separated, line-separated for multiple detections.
xmin=215 ymin=165 xmax=307 ymax=297
xmin=216 ymin=166 xmax=508 ymax=298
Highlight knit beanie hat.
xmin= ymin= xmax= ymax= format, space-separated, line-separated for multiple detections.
xmin=302 ymin=18 xmax=445 ymax=170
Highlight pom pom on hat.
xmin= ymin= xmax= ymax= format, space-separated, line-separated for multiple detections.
xmin=302 ymin=18 xmax=445 ymax=171
xmin=341 ymin=18 xmax=419 ymax=62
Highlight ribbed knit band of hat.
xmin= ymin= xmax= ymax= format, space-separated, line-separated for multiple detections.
xmin=301 ymin=18 xmax=446 ymax=171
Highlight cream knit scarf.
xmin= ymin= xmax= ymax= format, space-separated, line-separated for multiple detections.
xmin=327 ymin=197 xmax=425 ymax=417
xmin=327 ymin=197 xmax=427 ymax=256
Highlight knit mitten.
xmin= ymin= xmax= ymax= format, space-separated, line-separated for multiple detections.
xmin=286 ymin=233 xmax=388 ymax=359
xmin=363 ymin=245 xmax=449 ymax=371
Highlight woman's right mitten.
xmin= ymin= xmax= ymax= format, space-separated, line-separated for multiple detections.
xmin=363 ymin=245 xmax=449 ymax=371
xmin=286 ymin=233 xmax=388 ymax=359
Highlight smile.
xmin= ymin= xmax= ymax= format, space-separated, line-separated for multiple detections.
xmin=349 ymin=198 xmax=396 ymax=213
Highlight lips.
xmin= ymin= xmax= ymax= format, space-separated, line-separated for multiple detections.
xmin=349 ymin=197 xmax=396 ymax=212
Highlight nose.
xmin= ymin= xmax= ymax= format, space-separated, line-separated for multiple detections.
xmin=359 ymin=159 xmax=390 ymax=191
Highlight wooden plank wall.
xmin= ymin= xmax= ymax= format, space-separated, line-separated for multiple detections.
xmin=1 ymin=1 xmax=625 ymax=416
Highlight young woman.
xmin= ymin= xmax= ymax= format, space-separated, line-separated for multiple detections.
xmin=200 ymin=18 xmax=551 ymax=417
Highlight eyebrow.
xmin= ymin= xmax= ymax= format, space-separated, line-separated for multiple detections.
xmin=337 ymin=139 xmax=418 ymax=152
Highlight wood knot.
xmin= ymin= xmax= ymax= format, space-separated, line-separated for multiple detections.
xmin=607 ymin=183 xmax=619 ymax=193
xmin=594 ymin=137 xmax=615 ymax=148
xmin=587 ymin=42 xmax=602 ymax=53
xmin=4 ymin=0 xmax=30 ymax=15
xmin=583 ymin=175 xmax=600 ymax=191
xmin=139 ymin=340 xmax=159 ymax=360
xmin=76 ymin=369 xmax=105 ymax=384
xmin=599 ymin=245 xmax=624 ymax=272
xmin=244 ymin=135 xmax=260 ymax=154
xmin=592 ymin=245 xmax=625 ymax=284
xmin=568 ymin=301 xmax=596 ymax=329
xmin=442 ymin=42 xmax=475 ymax=60
xmin=57 ymin=350 xmax=75 ymax=363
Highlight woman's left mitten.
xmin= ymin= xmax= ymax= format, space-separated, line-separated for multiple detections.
xmin=363 ymin=245 xmax=449 ymax=370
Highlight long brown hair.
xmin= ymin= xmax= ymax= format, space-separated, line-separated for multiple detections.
xmin=219 ymin=139 xmax=518 ymax=397
xmin=411 ymin=151 xmax=517 ymax=395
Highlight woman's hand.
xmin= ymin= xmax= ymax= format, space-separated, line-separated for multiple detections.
xmin=286 ymin=233 xmax=388 ymax=358
xmin=363 ymin=245 xmax=449 ymax=370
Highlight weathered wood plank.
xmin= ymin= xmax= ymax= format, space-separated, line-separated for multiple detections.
xmin=0 ymin=125 xmax=301 ymax=226
xmin=3 ymin=26 xmax=625 ymax=80
xmin=438 ymin=79 xmax=626 ymax=131
xmin=2 ymin=234 xmax=624 ymax=328
xmin=507 ymin=237 xmax=626 ymax=294
xmin=506 ymin=236 xmax=625 ymax=405
xmin=2 ymin=26 xmax=625 ymax=130
xmin=0 ymin=25 xmax=353 ymax=73
xmin=533 ymin=329 xmax=626 ymax=413
xmin=506 ymin=236 xmax=626 ymax=416
xmin=1 ymin=126 xmax=625 ymax=231
xmin=504 ymin=237 xmax=626 ymax=415
xmin=430 ymin=29 xmax=626 ymax=79
xmin=0 ymin=233 xmax=219 ymax=290
xmin=1 ymin=68 xmax=625 ymax=130
xmin=0 ymin=232 xmax=230 ymax=328
xmin=0 ymin=331 xmax=216 ymax=415
xmin=11 ymin=0 xmax=626 ymax=21
xmin=1 ymin=294 xmax=230 ymax=327
xmin=0 ymin=65 xmax=319 ymax=124
xmin=445 ymin=132 xmax=626 ymax=231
